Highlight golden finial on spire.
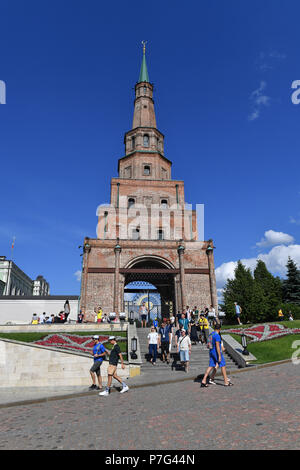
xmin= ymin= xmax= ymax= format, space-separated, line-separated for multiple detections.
xmin=141 ymin=40 xmax=147 ymax=54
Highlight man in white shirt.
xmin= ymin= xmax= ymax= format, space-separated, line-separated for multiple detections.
xmin=147 ymin=327 xmax=159 ymax=365
xmin=38 ymin=312 xmax=46 ymax=324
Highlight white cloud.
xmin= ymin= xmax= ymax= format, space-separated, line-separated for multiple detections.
xmin=256 ymin=230 xmax=295 ymax=248
xmin=248 ymin=81 xmax=271 ymax=121
xmin=74 ymin=270 xmax=82 ymax=282
xmin=216 ymin=243 xmax=300 ymax=297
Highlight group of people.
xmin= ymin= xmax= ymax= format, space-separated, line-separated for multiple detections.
xmin=89 ymin=335 xmax=129 ymax=396
xmin=145 ymin=306 xmax=233 ymax=386
xmin=31 ymin=301 xmax=71 ymax=325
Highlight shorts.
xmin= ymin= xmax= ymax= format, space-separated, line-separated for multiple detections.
xmin=161 ymin=342 xmax=169 ymax=355
xmin=180 ymin=350 xmax=190 ymax=362
xmin=209 ymin=353 xmax=226 ymax=368
xmin=107 ymin=364 xmax=118 ymax=376
xmin=141 ymin=315 xmax=147 ymax=321
xmin=90 ymin=361 xmax=102 ymax=376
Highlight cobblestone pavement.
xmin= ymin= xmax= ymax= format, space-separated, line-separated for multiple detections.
xmin=0 ymin=363 xmax=299 ymax=450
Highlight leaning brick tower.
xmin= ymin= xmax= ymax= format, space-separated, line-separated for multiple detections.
xmin=80 ymin=44 xmax=217 ymax=321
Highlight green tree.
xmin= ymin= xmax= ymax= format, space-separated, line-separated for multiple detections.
xmin=248 ymin=279 xmax=269 ymax=323
xmin=283 ymin=257 xmax=300 ymax=305
xmin=253 ymin=260 xmax=283 ymax=320
xmin=221 ymin=260 xmax=254 ymax=323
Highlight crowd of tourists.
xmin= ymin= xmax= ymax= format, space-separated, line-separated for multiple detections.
xmin=146 ymin=306 xmax=233 ymax=387
xmin=31 ymin=300 xmax=71 ymax=324
xmin=88 ymin=304 xmax=233 ymax=397
xmin=145 ymin=305 xmax=216 ymax=371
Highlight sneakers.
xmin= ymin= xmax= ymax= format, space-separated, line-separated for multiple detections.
xmin=89 ymin=384 xmax=97 ymax=390
xmin=99 ymin=385 xmax=129 ymax=396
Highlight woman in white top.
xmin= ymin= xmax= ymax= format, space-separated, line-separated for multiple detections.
xmin=208 ymin=305 xmax=216 ymax=326
xmin=177 ymin=329 xmax=192 ymax=373
xmin=147 ymin=327 xmax=159 ymax=365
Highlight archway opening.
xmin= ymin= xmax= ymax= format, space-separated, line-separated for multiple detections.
xmin=123 ymin=258 xmax=176 ymax=322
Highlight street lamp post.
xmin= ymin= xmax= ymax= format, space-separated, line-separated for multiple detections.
xmin=241 ymin=331 xmax=249 ymax=356
xmin=130 ymin=337 xmax=138 ymax=360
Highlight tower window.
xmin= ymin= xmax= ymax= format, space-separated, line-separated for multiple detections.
xmin=161 ymin=167 xmax=167 ymax=179
xmin=124 ymin=166 xmax=132 ymax=178
xmin=132 ymin=136 xmax=135 ymax=149
xmin=143 ymin=134 xmax=149 ymax=147
xmin=144 ymin=86 xmax=147 ymax=95
xmin=158 ymin=229 xmax=164 ymax=240
xmin=128 ymin=198 xmax=135 ymax=209
xmin=144 ymin=165 xmax=151 ymax=175
xmin=132 ymin=228 xmax=140 ymax=240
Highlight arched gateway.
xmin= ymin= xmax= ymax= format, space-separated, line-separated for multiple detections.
xmin=79 ymin=46 xmax=217 ymax=321
xmin=123 ymin=256 xmax=176 ymax=319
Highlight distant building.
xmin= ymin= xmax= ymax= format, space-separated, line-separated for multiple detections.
xmin=0 ymin=256 xmax=50 ymax=296
xmin=33 ymin=275 xmax=50 ymax=296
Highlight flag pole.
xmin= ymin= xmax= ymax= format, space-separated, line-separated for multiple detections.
xmin=11 ymin=237 xmax=15 ymax=262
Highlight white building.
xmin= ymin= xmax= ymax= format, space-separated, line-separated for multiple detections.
xmin=0 ymin=256 xmax=49 ymax=296
xmin=33 ymin=275 xmax=50 ymax=296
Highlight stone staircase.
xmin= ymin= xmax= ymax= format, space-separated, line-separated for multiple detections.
xmin=136 ymin=327 xmax=239 ymax=375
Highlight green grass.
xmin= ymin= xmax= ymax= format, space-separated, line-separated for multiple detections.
xmin=221 ymin=321 xmax=300 ymax=364
xmin=0 ymin=330 xmax=127 ymax=343
xmin=221 ymin=320 xmax=300 ymax=330
xmin=229 ymin=332 xmax=300 ymax=364
xmin=0 ymin=330 xmax=128 ymax=360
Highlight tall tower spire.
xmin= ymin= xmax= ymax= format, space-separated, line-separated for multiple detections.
xmin=138 ymin=41 xmax=149 ymax=83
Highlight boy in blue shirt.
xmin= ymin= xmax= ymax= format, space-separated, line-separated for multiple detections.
xmin=201 ymin=323 xmax=233 ymax=387
xmin=89 ymin=335 xmax=107 ymax=390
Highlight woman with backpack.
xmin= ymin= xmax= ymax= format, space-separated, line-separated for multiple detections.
xmin=201 ymin=322 xmax=233 ymax=387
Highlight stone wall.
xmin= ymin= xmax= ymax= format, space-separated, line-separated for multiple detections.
xmin=0 ymin=339 xmax=130 ymax=388
xmin=0 ymin=298 xmax=79 ymax=325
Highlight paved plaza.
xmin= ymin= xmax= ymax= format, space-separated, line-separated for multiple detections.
xmin=0 ymin=362 xmax=299 ymax=450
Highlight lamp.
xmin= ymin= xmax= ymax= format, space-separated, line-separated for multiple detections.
xmin=119 ymin=312 xmax=126 ymax=322
xmin=130 ymin=336 xmax=138 ymax=360
xmin=129 ymin=310 xmax=134 ymax=325
xmin=241 ymin=331 xmax=249 ymax=356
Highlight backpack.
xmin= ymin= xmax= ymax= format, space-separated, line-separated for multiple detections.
xmin=207 ymin=332 xmax=215 ymax=350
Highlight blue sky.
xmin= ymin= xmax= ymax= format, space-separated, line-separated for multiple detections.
xmin=0 ymin=0 xmax=300 ymax=295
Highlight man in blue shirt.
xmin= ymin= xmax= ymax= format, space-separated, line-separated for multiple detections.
xmin=158 ymin=321 xmax=172 ymax=364
xmin=89 ymin=335 xmax=107 ymax=390
xmin=234 ymin=302 xmax=242 ymax=325
xmin=178 ymin=313 xmax=189 ymax=333
xmin=201 ymin=323 xmax=233 ymax=387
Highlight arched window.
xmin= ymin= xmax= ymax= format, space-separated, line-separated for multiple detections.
xmin=143 ymin=134 xmax=149 ymax=147
xmin=132 ymin=228 xmax=140 ymax=240
xmin=144 ymin=165 xmax=150 ymax=175
xmin=144 ymin=86 xmax=147 ymax=95
xmin=132 ymin=136 xmax=135 ymax=149
xmin=128 ymin=198 xmax=135 ymax=209
xmin=158 ymin=229 xmax=164 ymax=240
xmin=161 ymin=199 xmax=168 ymax=209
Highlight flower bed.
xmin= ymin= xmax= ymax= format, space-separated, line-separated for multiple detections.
xmin=225 ymin=323 xmax=300 ymax=343
xmin=33 ymin=334 xmax=111 ymax=354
